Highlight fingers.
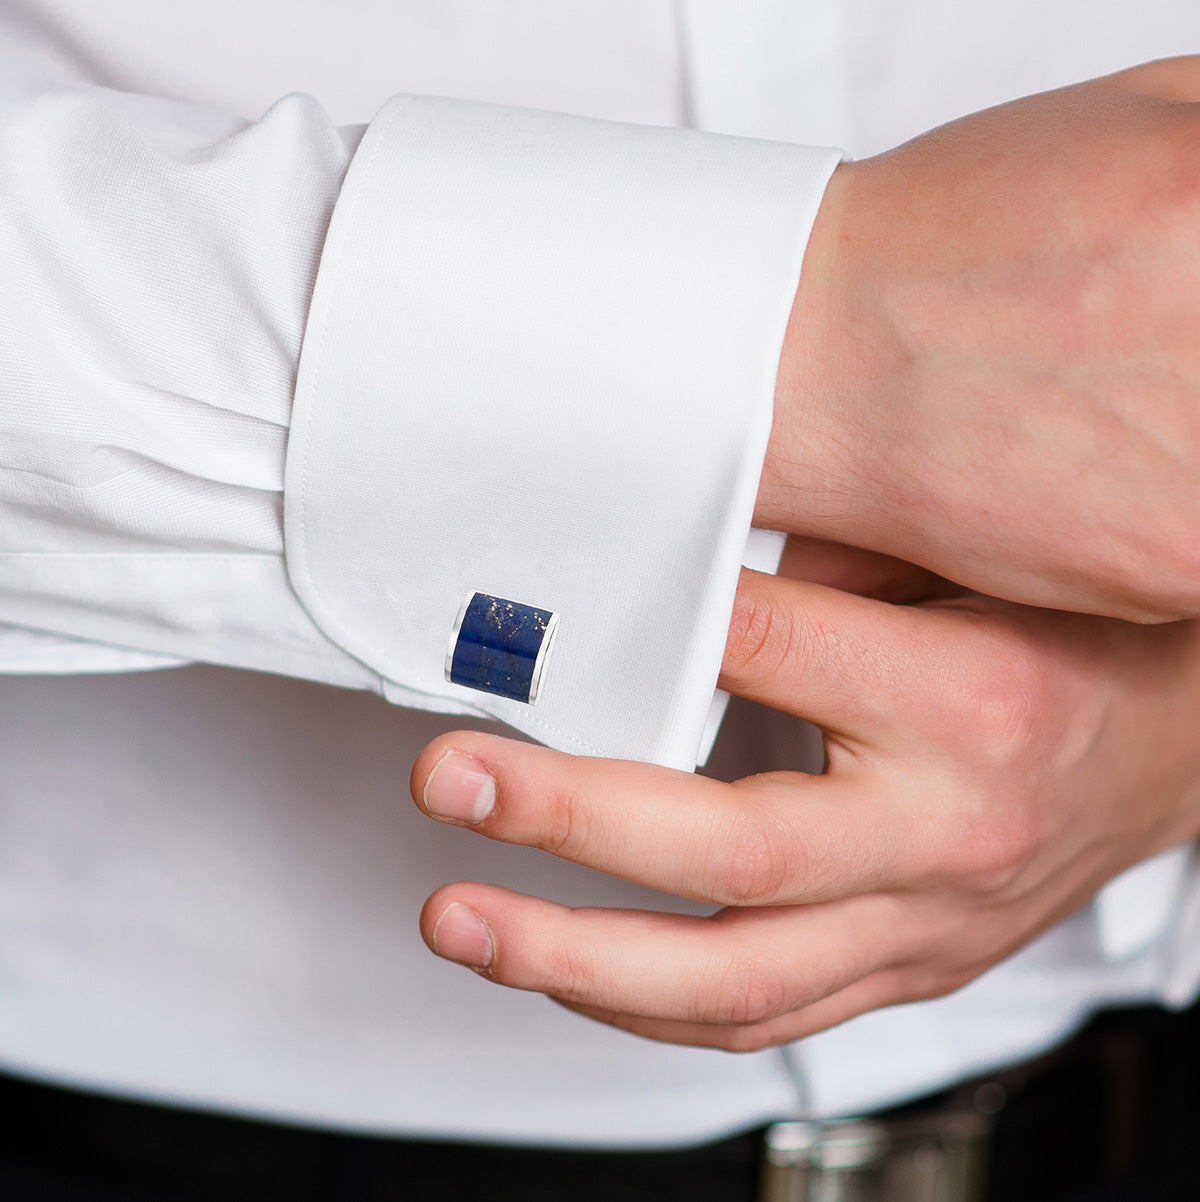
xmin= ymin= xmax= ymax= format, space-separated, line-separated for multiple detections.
xmin=412 ymin=732 xmax=915 ymax=906
xmin=420 ymin=882 xmax=906 ymax=1027
xmin=558 ymin=972 xmax=906 ymax=1052
xmin=778 ymin=536 xmax=961 ymax=605
xmin=720 ymin=569 xmax=924 ymax=730
xmin=411 ymin=573 xmax=969 ymax=908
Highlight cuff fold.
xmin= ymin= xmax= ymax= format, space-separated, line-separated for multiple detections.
xmin=286 ymin=95 xmax=839 ymax=767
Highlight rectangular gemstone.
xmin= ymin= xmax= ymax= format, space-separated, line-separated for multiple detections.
xmin=447 ymin=592 xmax=559 ymax=705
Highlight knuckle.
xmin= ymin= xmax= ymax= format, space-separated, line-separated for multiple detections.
xmin=710 ymin=814 xmax=798 ymax=905
xmin=894 ymin=918 xmax=1007 ymax=1008
xmin=968 ymin=810 xmax=1040 ymax=891
xmin=712 ymin=952 xmax=790 ymax=1027
xmin=966 ymin=637 xmax=1052 ymax=759
xmin=943 ymin=800 xmax=1040 ymax=896
xmin=535 ymin=784 xmax=590 ymax=861
xmin=724 ymin=590 xmax=804 ymax=685
xmin=543 ymin=941 xmax=601 ymax=1003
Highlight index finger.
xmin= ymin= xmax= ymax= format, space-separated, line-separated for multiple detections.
xmin=720 ymin=568 xmax=925 ymax=736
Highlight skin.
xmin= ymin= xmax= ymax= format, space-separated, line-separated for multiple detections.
xmin=760 ymin=56 xmax=1200 ymax=622
xmin=411 ymin=569 xmax=1200 ymax=1050
xmin=408 ymin=58 xmax=1200 ymax=1049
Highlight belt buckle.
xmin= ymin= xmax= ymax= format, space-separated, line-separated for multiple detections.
xmin=760 ymin=1110 xmax=991 ymax=1202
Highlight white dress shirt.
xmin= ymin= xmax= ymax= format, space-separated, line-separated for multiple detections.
xmin=2 ymin=0 xmax=1200 ymax=1144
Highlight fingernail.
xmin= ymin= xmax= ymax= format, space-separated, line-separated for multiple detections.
xmin=431 ymin=902 xmax=495 ymax=969
xmin=424 ymin=752 xmax=496 ymax=823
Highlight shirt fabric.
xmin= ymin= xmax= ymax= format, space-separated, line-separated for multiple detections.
xmin=2 ymin=0 xmax=1200 ymax=1144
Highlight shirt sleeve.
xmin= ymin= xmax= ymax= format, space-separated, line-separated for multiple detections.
xmin=0 ymin=73 xmax=839 ymax=768
xmin=0 ymin=73 xmax=380 ymax=693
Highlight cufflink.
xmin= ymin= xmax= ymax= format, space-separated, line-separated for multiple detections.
xmin=446 ymin=592 xmax=560 ymax=705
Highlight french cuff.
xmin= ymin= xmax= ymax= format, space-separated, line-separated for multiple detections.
xmin=285 ymin=96 xmax=839 ymax=769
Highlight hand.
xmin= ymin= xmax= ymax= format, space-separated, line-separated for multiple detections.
xmin=409 ymin=570 xmax=1200 ymax=1050
xmin=760 ymin=56 xmax=1200 ymax=622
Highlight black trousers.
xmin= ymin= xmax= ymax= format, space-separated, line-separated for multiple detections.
xmin=3 ymin=1002 xmax=1200 ymax=1202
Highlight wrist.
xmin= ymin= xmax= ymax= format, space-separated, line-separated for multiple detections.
xmin=754 ymin=162 xmax=914 ymax=550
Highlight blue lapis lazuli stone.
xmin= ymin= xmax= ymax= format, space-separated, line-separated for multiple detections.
xmin=449 ymin=593 xmax=556 ymax=704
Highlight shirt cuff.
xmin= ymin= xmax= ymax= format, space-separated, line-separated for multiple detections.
xmin=285 ymin=96 xmax=839 ymax=769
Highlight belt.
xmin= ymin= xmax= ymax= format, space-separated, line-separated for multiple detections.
xmin=762 ymin=1112 xmax=988 ymax=1202
xmin=765 ymin=1000 xmax=1189 ymax=1202
xmin=0 ymin=1002 xmax=1195 ymax=1201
